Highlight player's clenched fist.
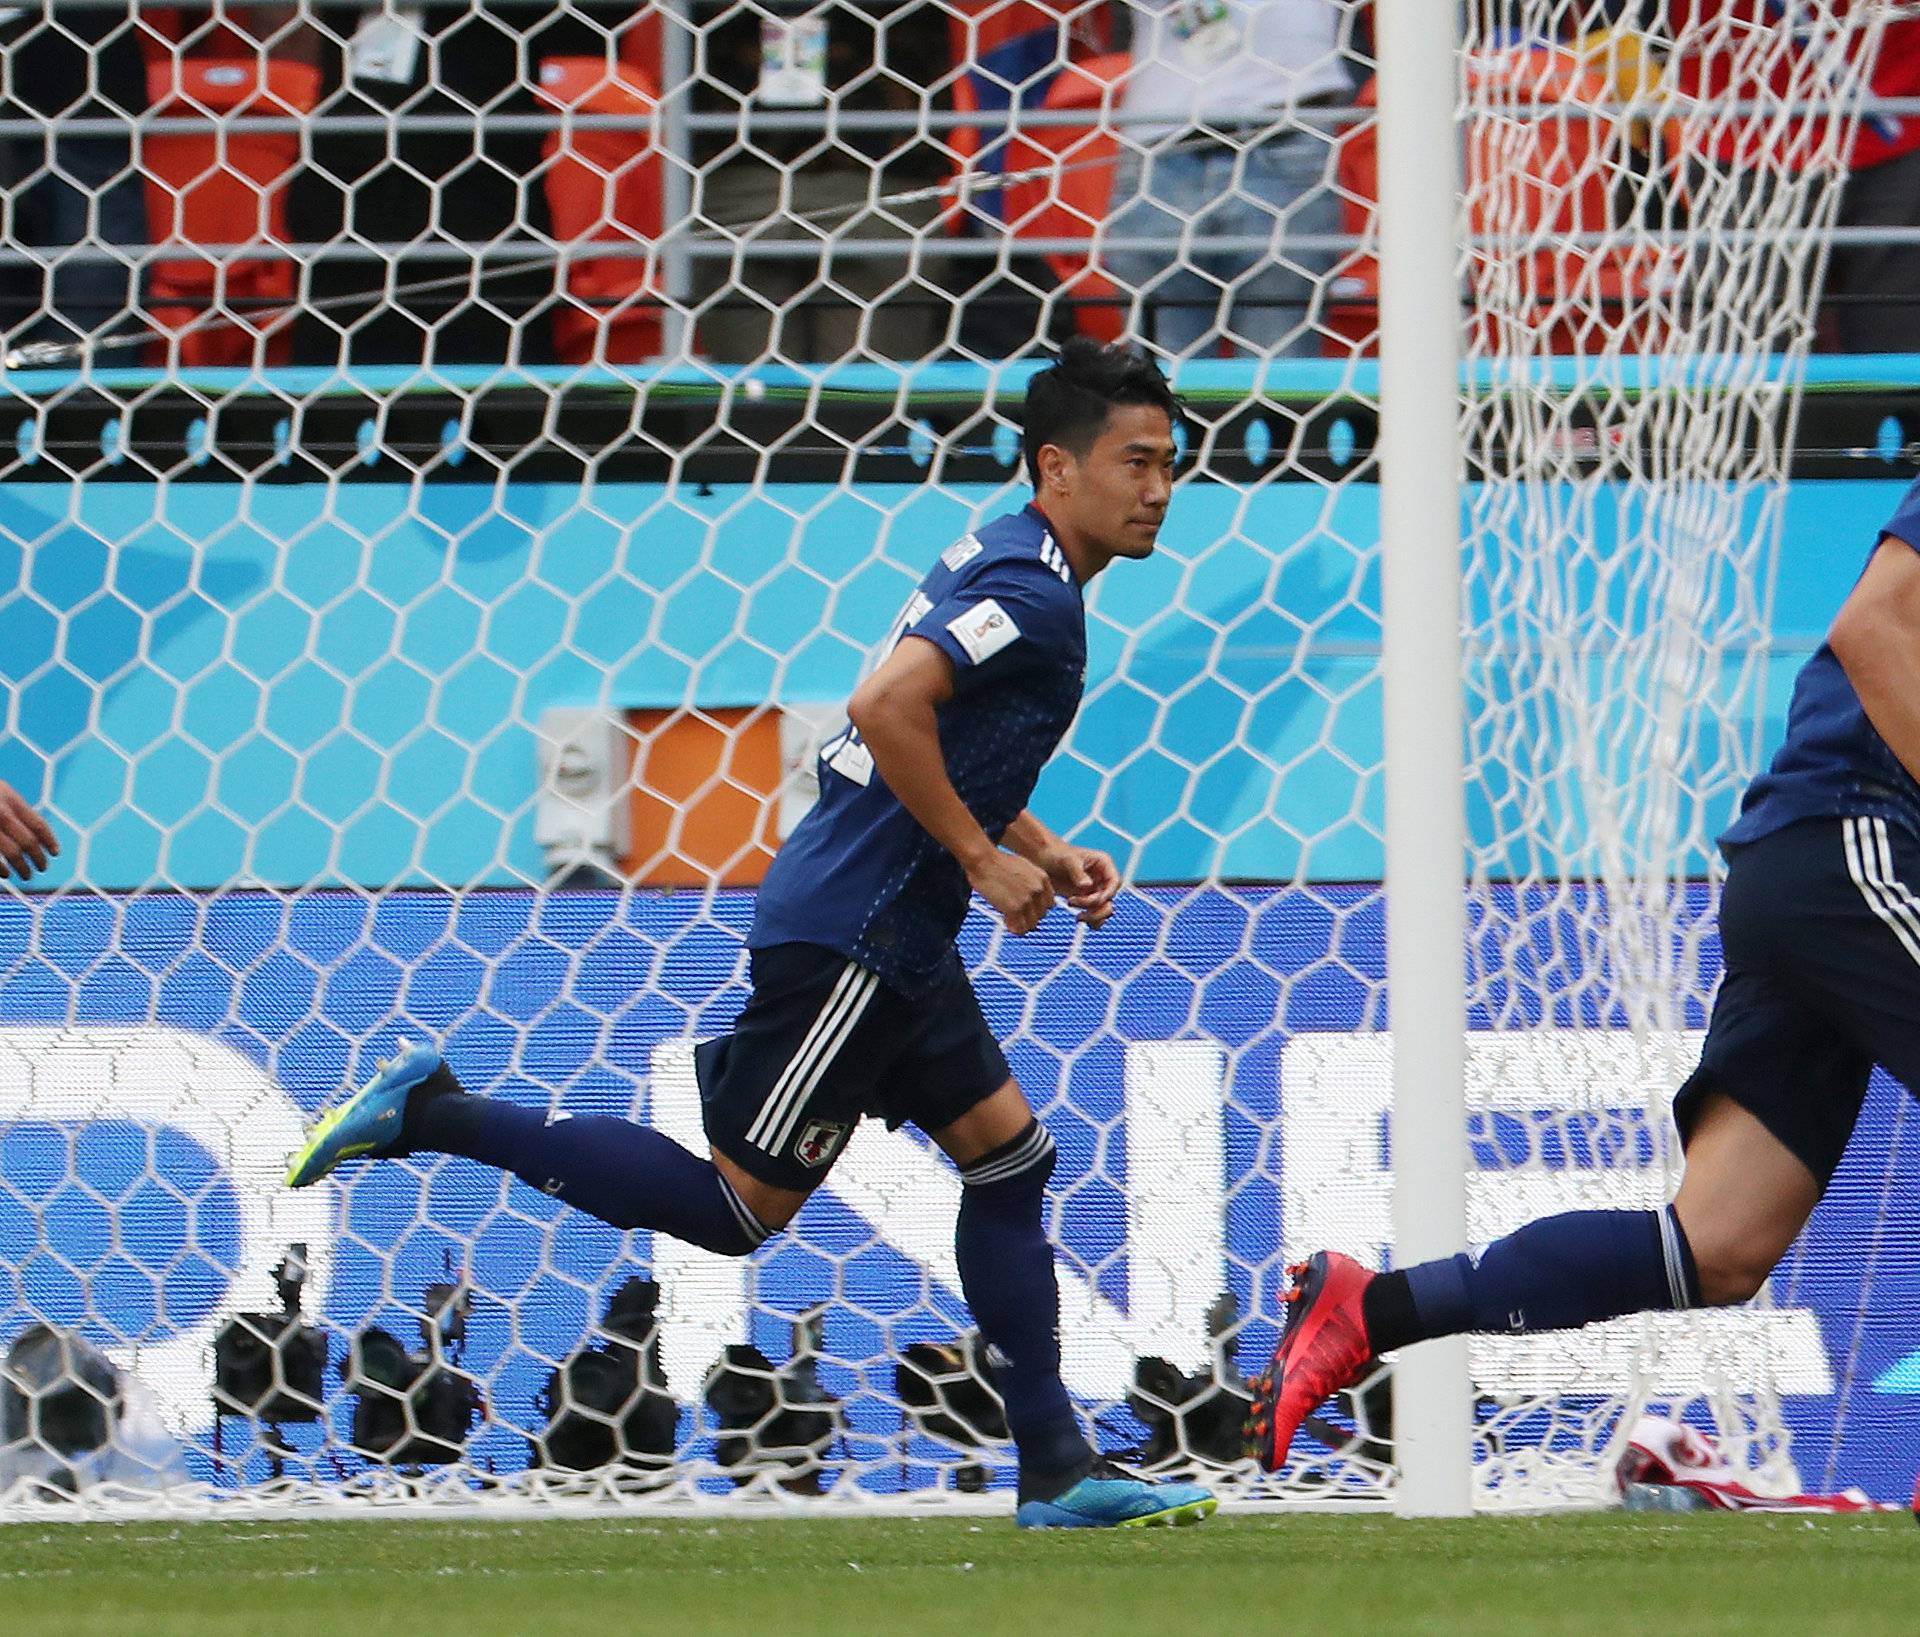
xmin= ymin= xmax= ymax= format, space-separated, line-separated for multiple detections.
xmin=968 ymin=850 xmax=1055 ymax=935
xmin=1042 ymin=844 xmax=1120 ymax=929
xmin=0 ymin=780 xmax=58 ymax=882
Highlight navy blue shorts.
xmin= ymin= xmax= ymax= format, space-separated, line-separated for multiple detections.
xmin=1674 ymin=814 xmax=1920 ymax=1187
xmin=694 ymin=942 xmax=1011 ymax=1191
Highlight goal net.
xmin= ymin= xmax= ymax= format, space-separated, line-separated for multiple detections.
xmin=0 ymin=0 xmax=1909 ymax=1513
xmin=1451 ymin=0 xmax=1897 ymax=1507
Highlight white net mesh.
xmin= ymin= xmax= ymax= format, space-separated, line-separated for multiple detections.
xmin=1453 ymin=0 xmax=1893 ymax=1506
xmin=0 ymin=0 xmax=1910 ymax=1514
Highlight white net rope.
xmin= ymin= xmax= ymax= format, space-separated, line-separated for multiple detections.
xmin=0 ymin=0 xmax=1902 ymax=1514
xmin=1455 ymin=0 xmax=1891 ymax=1506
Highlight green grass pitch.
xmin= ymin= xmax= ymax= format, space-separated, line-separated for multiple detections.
xmin=2 ymin=1512 xmax=1913 ymax=1636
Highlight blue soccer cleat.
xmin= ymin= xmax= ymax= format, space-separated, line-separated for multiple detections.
xmin=285 ymin=1039 xmax=443 ymax=1188
xmin=1014 ymin=1459 xmax=1217 ymax=1530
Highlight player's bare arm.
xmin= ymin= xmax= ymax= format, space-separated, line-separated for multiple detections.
xmin=1002 ymin=810 xmax=1120 ymax=928
xmin=1828 ymin=534 xmax=1920 ymax=778
xmin=845 ymin=635 xmax=1054 ymax=935
xmin=0 ymin=779 xmax=58 ymax=881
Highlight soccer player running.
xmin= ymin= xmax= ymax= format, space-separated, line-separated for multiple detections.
xmin=1250 ymin=473 xmax=1920 ymax=1475
xmin=290 ymin=339 xmax=1216 ymax=1529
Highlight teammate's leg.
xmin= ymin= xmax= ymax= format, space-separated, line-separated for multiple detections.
xmin=1252 ymin=819 xmax=1880 ymax=1469
xmin=1369 ymin=1091 xmax=1816 ymax=1351
xmin=1250 ymin=1092 xmax=1819 ymax=1469
xmin=1670 ymin=1092 xmax=1824 ymax=1304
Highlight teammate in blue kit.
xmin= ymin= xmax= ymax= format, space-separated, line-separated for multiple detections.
xmin=290 ymin=339 xmax=1215 ymax=1529
xmin=1250 ymin=470 xmax=1920 ymax=1474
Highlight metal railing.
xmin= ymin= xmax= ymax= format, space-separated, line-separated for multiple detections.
xmin=9 ymin=93 xmax=1920 ymax=142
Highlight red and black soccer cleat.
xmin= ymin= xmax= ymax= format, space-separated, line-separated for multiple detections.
xmin=1246 ymin=1251 xmax=1377 ymax=1473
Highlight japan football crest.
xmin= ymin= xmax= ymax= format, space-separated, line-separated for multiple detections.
xmin=793 ymin=1119 xmax=849 ymax=1169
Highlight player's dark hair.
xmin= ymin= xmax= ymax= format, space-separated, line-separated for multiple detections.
xmin=1021 ymin=338 xmax=1179 ymax=489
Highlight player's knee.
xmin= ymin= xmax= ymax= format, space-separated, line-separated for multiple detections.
xmin=712 ymin=1160 xmax=802 ymax=1255
xmin=958 ymin=1119 xmax=1056 ymax=1200
xmin=1685 ymin=1235 xmax=1773 ymax=1306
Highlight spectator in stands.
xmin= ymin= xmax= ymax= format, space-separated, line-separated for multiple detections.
xmin=689 ymin=0 xmax=951 ymax=364
xmin=1102 ymin=0 xmax=1358 ymax=359
xmin=0 ymin=5 xmax=148 ymax=350
xmin=289 ymin=3 xmax=553 ymax=366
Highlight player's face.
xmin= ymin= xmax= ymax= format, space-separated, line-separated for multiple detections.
xmin=1061 ymin=404 xmax=1177 ymax=564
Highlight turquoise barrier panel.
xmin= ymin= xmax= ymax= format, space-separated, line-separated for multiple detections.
xmin=0 ymin=476 xmax=1907 ymax=889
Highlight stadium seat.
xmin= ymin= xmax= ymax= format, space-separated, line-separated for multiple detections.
xmin=1327 ymin=47 xmax=1673 ymax=357
xmin=998 ymin=53 xmax=1129 ymax=344
xmin=945 ymin=0 xmax=1113 ymax=195
xmin=142 ymin=58 xmax=321 ymax=368
xmin=534 ymin=57 xmax=666 ymax=366
xmin=944 ymin=0 xmax=1122 ymax=342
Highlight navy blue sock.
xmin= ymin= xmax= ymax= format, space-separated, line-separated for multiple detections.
xmin=952 ymin=1120 xmax=1093 ymax=1499
xmin=1364 ymin=1207 xmax=1700 ymax=1351
xmin=406 ymin=1082 xmax=773 ymax=1257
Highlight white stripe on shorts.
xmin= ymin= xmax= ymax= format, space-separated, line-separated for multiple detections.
xmin=744 ymin=961 xmax=878 ymax=1156
xmin=1868 ymin=818 xmax=1920 ymax=958
xmin=757 ymin=968 xmax=878 ymax=1157
xmin=742 ymin=960 xmax=864 ymax=1150
xmin=1843 ymin=816 xmax=1920 ymax=967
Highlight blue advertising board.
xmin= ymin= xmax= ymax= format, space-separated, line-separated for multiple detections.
xmin=0 ymin=886 xmax=1914 ymax=1501
xmin=4 ymin=358 xmax=1919 ymax=1500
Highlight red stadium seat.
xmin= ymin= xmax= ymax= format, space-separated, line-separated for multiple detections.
xmin=143 ymin=58 xmax=320 ymax=368
xmin=535 ymin=57 xmax=667 ymax=366
xmin=1327 ymin=48 xmax=1674 ymax=357
xmin=944 ymin=0 xmax=1113 ymax=201
xmin=943 ymin=1 xmax=1120 ymax=340
xmin=998 ymin=53 xmax=1129 ymax=343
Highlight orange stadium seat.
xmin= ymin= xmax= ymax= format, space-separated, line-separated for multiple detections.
xmin=998 ymin=53 xmax=1129 ymax=343
xmin=945 ymin=0 xmax=1113 ymax=190
xmin=535 ymin=57 xmax=667 ymax=366
xmin=143 ymin=58 xmax=321 ymax=368
xmin=944 ymin=0 xmax=1119 ymax=341
xmin=1327 ymin=46 xmax=1673 ymax=357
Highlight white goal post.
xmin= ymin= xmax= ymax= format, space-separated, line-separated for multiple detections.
xmin=1374 ymin=0 xmax=1471 ymax=1520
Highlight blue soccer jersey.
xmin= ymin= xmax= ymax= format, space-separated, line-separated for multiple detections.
xmin=751 ymin=503 xmax=1088 ymax=995
xmin=1723 ymin=473 xmax=1920 ymax=847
